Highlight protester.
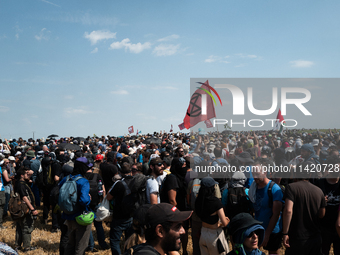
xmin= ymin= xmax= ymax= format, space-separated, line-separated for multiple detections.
xmin=195 ymin=177 xmax=230 ymax=255
xmin=282 ymin=168 xmax=326 ymax=255
xmin=227 ymin=212 xmax=265 ymax=255
xmin=14 ymin=167 xmax=38 ymax=251
xmin=124 ymin=203 xmax=192 ymax=255
xmin=58 ymin=157 xmax=92 ymax=255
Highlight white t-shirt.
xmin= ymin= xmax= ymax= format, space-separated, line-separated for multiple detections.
xmin=146 ymin=177 xmax=160 ymax=204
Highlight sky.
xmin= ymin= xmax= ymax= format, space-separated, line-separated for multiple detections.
xmin=1 ymin=0 xmax=340 ymax=140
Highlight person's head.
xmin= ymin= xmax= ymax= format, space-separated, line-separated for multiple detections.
xmin=175 ymin=147 xmax=185 ymax=157
xmin=229 ymin=213 xmax=264 ymax=253
xmin=120 ymin=162 xmax=132 ymax=175
xmin=145 ymin=203 xmax=192 ymax=253
xmin=149 ymin=158 xmax=164 ymax=177
xmin=213 ymin=147 xmax=223 ymax=158
xmin=17 ymin=166 xmax=29 ymax=180
xmin=252 ymin=159 xmax=269 ymax=186
xmin=300 ymin=144 xmax=314 ymax=159
xmin=73 ymin=157 xmax=92 ymax=176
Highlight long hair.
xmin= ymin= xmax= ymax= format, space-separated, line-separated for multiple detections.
xmin=195 ymin=184 xmax=215 ymax=219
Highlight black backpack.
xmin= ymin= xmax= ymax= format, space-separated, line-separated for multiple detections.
xmin=225 ymin=187 xmax=250 ymax=219
xmin=85 ymin=173 xmax=100 ymax=209
xmin=119 ymin=174 xmax=148 ymax=217
xmin=267 ymin=180 xmax=285 ymax=209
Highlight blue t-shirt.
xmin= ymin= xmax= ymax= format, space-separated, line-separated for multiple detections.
xmin=0 ymin=168 xmax=5 ymax=191
xmin=244 ymin=165 xmax=254 ymax=188
xmin=253 ymin=180 xmax=283 ymax=233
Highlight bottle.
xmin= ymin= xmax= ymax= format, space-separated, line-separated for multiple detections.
xmin=98 ymin=180 xmax=103 ymax=196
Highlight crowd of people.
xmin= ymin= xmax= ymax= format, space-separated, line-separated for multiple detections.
xmin=0 ymin=128 xmax=339 ymax=255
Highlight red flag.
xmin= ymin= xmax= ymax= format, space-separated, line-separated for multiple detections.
xmin=204 ymin=119 xmax=213 ymax=128
xmin=178 ymin=123 xmax=185 ymax=130
xmin=183 ymin=80 xmax=217 ymax=129
xmin=170 ymin=124 xmax=173 ymax=132
xmin=128 ymin=126 xmax=134 ymax=134
xmin=273 ymin=109 xmax=286 ymax=134
xmin=136 ymin=129 xmax=138 ymax=135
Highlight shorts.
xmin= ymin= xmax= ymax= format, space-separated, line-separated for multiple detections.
xmin=264 ymin=232 xmax=282 ymax=251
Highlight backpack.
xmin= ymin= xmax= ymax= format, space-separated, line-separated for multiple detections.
xmin=58 ymin=176 xmax=83 ymax=214
xmin=85 ymin=173 xmax=99 ymax=209
xmin=224 ymin=187 xmax=250 ymax=219
xmin=117 ymin=174 xmax=148 ymax=217
xmin=190 ymin=179 xmax=201 ymax=210
xmin=8 ymin=181 xmax=33 ymax=221
xmin=267 ymin=180 xmax=285 ymax=209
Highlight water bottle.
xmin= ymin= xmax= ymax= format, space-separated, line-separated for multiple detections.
xmin=98 ymin=180 xmax=103 ymax=196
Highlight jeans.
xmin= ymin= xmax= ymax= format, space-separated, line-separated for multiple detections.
xmin=3 ymin=185 xmax=10 ymax=216
xmin=88 ymin=220 xmax=107 ymax=249
xmin=110 ymin=217 xmax=133 ymax=255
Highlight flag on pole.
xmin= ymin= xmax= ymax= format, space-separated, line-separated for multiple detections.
xmin=136 ymin=129 xmax=138 ymax=135
xmin=128 ymin=126 xmax=134 ymax=134
xmin=178 ymin=123 xmax=185 ymax=130
xmin=170 ymin=124 xmax=173 ymax=132
xmin=182 ymin=80 xmax=219 ymax=129
xmin=138 ymin=130 xmax=142 ymax=134
xmin=273 ymin=109 xmax=285 ymax=134
xmin=204 ymin=119 xmax=213 ymax=128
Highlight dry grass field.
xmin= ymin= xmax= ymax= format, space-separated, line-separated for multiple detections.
xmin=0 ymin=208 xmax=334 ymax=255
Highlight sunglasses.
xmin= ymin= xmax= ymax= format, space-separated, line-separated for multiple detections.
xmin=246 ymin=230 xmax=261 ymax=238
xmin=153 ymin=162 xmax=163 ymax=166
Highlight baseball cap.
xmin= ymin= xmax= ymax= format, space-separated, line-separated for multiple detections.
xmin=15 ymin=151 xmax=22 ymax=156
xmin=201 ymin=177 xmax=218 ymax=188
xmin=150 ymin=157 xmax=163 ymax=166
xmin=95 ymin=154 xmax=104 ymax=161
xmin=76 ymin=157 xmax=93 ymax=168
xmin=146 ymin=203 xmax=192 ymax=228
xmin=8 ymin=156 xmax=15 ymax=161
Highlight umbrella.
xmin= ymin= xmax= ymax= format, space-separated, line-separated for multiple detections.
xmin=47 ymin=134 xmax=59 ymax=138
xmin=57 ymin=143 xmax=81 ymax=151
xmin=144 ymin=137 xmax=161 ymax=145
xmin=73 ymin=137 xmax=86 ymax=142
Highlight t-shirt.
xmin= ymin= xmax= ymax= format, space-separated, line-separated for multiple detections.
xmin=160 ymin=174 xmax=186 ymax=211
xmin=15 ymin=180 xmax=35 ymax=208
xmin=0 ymin=168 xmax=5 ymax=191
xmin=315 ymin=179 xmax=340 ymax=233
xmin=109 ymin=175 xmax=133 ymax=219
xmin=127 ymin=243 xmax=161 ymax=255
xmin=285 ymin=181 xmax=326 ymax=240
xmin=195 ymin=196 xmax=223 ymax=225
xmin=253 ymin=180 xmax=283 ymax=234
xmin=100 ymin=162 xmax=118 ymax=192
xmin=146 ymin=177 xmax=160 ymax=204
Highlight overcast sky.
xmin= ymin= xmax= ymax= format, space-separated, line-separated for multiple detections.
xmin=1 ymin=0 xmax=340 ymax=140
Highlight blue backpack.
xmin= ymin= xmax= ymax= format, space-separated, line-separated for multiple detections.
xmin=58 ymin=176 xmax=83 ymax=214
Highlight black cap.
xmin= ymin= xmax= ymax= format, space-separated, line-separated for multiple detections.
xmin=146 ymin=203 xmax=192 ymax=228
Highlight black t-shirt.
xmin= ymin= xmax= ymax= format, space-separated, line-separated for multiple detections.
xmin=315 ymin=179 xmax=340 ymax=233
xmin=84 ymin=172 xmax=103 ymax=209
xmin=15 ymin=180 xmax=35 ymax=208
xmin=195 ymin=196 xmax=223 ymax=224
xmin=160 ymin=174 xmax=187 ymax=211
xmin=109 ymin=175 xmax=133 ymax=219
xmin=52 ymin=161 xmax=62 ymax=180
xmin=100 ymin=162 xmax=118 ymax=191
xmin=285 ymin=181 xmax=326 ymax=239
xmin=125 ymin=243 xmax=161 ymax=255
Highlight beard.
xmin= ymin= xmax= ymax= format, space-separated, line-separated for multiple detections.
xmin=160 ymin=231 xmax=181 ymax=253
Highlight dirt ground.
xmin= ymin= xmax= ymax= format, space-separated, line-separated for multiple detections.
xmin=0 ymin=208 xmax=334 ymax=255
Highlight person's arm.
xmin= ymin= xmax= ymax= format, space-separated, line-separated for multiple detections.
xmin=2 ymin=169 xmax=11 ymax=182
xmin=102 ymin=184 xmax=106 ymax=198
xmin=150 ymin=193 xmax=158 ymax=205
xmin=217 ymin=207 xmax=230 ymax=227
xmin=282 ymin=199 xmax=294 ymax=248
xmin=336 ymin=210 xmax=340 ymax=237
xmin=22 ymin=196 xmax=38 ymax=215
xmin=261 ymin=200 xmax=282 ymax=247
xmin=168 ymin=189 xmax=177 ymax=206
xmin=54 ymin=175 xmax=60 ymax=182
xmin=318 ymin=207 xmax=326 ymax=218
